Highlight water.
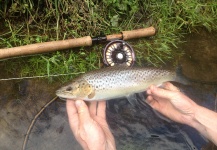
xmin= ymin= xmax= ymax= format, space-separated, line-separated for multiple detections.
xmin=107 ymin=87 xmax=216 ymax=150
xmin=180 ymin=29 xmax=217 ymax=84
xmin=0 ymin=30 xmax=216 ymax=150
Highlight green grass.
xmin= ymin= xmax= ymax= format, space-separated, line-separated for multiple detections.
xmin=0 ymin=0 xmax=217 ymax=81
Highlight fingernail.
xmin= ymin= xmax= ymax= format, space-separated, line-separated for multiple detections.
xmin=75 ymin=100 xmax=82 ymax=107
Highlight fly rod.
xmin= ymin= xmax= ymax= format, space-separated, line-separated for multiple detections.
xmin=0 ymin=26 xmax=155 ymax=59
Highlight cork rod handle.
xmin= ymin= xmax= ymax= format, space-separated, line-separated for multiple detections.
xmin=122 ymin=26 xmax=156 ymax=40
xmin=0 ymin=36 xmax=92 ymax=59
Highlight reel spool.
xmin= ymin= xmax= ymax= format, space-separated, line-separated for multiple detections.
xmin=103 ymin=40 xmax=135 ymax=67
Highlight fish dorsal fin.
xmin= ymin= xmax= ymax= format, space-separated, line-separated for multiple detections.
xmin=105 ymin=64 xmax=131 ymax=70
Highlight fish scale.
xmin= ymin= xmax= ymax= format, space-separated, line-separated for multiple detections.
xmin=83 ymin=67 xmax=173 ymax=89
xmin=56 ymin=66 xmax=178 ymax=101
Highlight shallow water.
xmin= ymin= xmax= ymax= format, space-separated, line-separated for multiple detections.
xmin=0 ymin=30 xmax=217 ymax=150
xmin=107 ymin=87 xmax=216 ymax=150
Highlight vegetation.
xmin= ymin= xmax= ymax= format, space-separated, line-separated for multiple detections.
xmin=0 ymin=0 xmax=217 ymax=81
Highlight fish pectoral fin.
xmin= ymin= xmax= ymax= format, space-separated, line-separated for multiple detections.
xmin=126 ymin=94 xmax=138 ymax=107
xmin=88 ymin=90 xmax=95 ymax=99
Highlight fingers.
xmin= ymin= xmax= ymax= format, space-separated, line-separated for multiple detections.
xmin=146 ymin=95 xmax=160 ymax=110
xmin=75 ymin=100 xmax=91 ymax=125
xmin=96 ymin=101 xmax=106 ymax=119
xmin=147 ymin=82 xmax=179 ymax=94
xmin=89 ymin=101 xmax=97 ymax=116
xmin=146 ymin=95 xmax=154 ymax=106
xmin=66 ymin=100 xmax=79 ymax=134
xmin=163 ymin=82 xmax=180 ymax=92
xmin=147 ymin=84 xmax=178 ymax=100
xmin=67 ymin=100 xmax=89 ymax=150
xmin=89 ymin=101 xmax=106 ymax=119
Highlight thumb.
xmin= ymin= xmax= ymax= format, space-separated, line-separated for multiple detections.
xmin=75 ymin=100 xmax=91 ymax=125
xmin=150 ymin=85 xmax=175 ymax=99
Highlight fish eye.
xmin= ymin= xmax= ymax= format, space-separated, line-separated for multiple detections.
xmin=66 ymin=86 xmax=72 ymax=91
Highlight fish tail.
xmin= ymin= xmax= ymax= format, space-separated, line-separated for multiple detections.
xmin=176 ymin=66 xmax=217 ymax=85
xmin=175 ymin=66 xmax=190 ymax=85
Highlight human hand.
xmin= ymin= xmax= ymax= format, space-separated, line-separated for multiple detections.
xmin=146 ymin=82 xmax=198 ymax=125
xmin=147 ymin=82 xmax=217 ymax=145
xmin=66 ymin=100 xmax=116 ymax=150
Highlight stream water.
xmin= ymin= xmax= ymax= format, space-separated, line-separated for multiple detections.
xmin=0 ymin=30 xmax=216 ymax=150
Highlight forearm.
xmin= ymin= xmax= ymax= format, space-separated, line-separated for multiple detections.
xmin=189 ymin=105 xmax=217 ymax=145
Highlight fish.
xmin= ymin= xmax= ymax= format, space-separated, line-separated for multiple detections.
xmin=56 ymin=66 xmax=184 ymax=101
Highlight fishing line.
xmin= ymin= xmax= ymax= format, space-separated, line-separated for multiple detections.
xmin=0 ymin=54 xmax=40 ymax=61
xmin=215 ymin=93 xmax=217 ymax=112
xmin=22 ymin=96 xmax=58 ymax=150
xmin=0 ymin=72 xmax=85 ymax=81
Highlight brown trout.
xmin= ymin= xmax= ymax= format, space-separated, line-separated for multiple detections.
xmin=56 ymin=66 xmax=183 ymax=101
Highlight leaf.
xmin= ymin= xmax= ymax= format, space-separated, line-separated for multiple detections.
xmin=110 ymin=15 xmax=119 ymax=27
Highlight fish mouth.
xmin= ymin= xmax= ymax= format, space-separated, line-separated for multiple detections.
xmin=56 ymin=90 xmax=75 ymax=100
xmin=56 ymin=90 xmax=66 ymax=100
xmin=58 ymin=97 xmax=67 ymax=101
xmin=55 ymin=90 xmax=62 ymax=96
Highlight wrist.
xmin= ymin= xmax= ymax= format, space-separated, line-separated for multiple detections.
xmin=181 ymin=104 xmax=202 ymax=129
xmin=185 ymin=104 xmax=201 ymax=127
xmin=176 ymin=99 xmax=198 ymax=126
xmin=186 ymin=105 xmax=217 ymax=142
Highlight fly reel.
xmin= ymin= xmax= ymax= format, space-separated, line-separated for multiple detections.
xmin=103 ymin=40 xmax=135 ymax=67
